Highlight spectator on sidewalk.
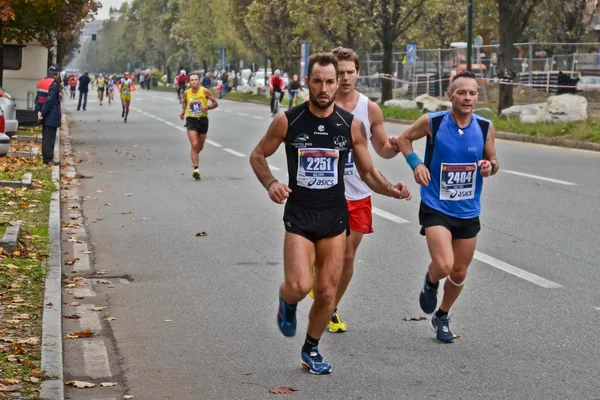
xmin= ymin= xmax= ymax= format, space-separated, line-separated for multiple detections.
xmin=221 ymin=69 xmax=228 ymax=96
xmin=77 ymin=71 xmax=90 ymax=111
xmin=34 ymin=64 xmax=62 ymax=165
xmin=201 ymin=71 xmax=212 ymax=88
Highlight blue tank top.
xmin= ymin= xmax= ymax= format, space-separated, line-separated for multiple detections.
xmin=420 ymin=111 xmax=490 ymax=219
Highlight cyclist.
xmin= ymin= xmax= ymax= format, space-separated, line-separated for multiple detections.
xmin=287 ymin=74 xmax=302 ymax=109
xmin=176 ymin=70 xmax=188 ymax=103
xmin=269 ymin=69 xmax=285 ymax=117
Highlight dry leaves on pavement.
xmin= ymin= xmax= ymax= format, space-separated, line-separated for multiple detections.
xmin=65 ymin=380 xmax=96 ymax=389
xmin=65 ymin=328 xmax=94 ymax=339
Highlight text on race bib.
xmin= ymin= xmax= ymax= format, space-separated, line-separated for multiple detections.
xmin=344 ymin=150 xmax=355 ymax=176
xmin=189 ymin=101 xmax=203 ymax=116
xmin=297 ymin=148 xmax=339 ymax=189
xmin=439 ymin=162 xmax=477 ymax=201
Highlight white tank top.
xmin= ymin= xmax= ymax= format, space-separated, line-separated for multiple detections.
xmin=344 ymin=93 xmax=372 ymax=200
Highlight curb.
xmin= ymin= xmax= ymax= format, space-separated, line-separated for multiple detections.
xmin=0 ymin=221 xmax=21 ymax=251
xmin=218 ymin=97 xmax=600 ymax=153
xmin=8 ymin=147 xmax=39 ymax=158
xmin=0 ymin=172 xmax=33 ymax=189
xmin=12 ymin=134 xmax=43 ymax=143
xmin=382 ymin=117 xmax=600 ymax=153
xmin=40 ymin=115 xmax=64 ymax=400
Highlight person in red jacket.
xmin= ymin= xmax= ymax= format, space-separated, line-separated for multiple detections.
xmin=68 ymin=74 xmax=77 ymax=99
xmin=176 ymin=70 xmax=188 ymax=103
xmin=269 ymin=69 xmax=285 ymax=116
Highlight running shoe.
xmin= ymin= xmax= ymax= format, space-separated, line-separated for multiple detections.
xmin=327 ymin=310 xmax=347 ymax=333
xmin=192 ymin=169 xmax=201 ymax=180
xmin=419 ymin=272 xmax=438 ymax=314
xmin=124 ymin=116 xmax=127 ymax=123
xmin=277 ymin=297 xmax=296 ymax=337
xmin=301 ymin=348 xmax=332 ymax=375
xmin=121 ymin=110 xmax=125 ymax=118
xmin=431 ymin=313 xmax=454 ymax=343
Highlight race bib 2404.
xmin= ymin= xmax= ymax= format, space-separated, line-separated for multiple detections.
xmin=297 ymin=148 xmax=339 ymax=189
xmin=440 ymin=162 xmax=477 ymax=201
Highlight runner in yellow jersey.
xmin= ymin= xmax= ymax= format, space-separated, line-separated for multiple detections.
xmin=96 ymin=73 xmax=106 ymax=105
xmin=116 ymin=71 xmax=136 ymax=123
xmin=179 ymin=72 xmax=219 ymax=180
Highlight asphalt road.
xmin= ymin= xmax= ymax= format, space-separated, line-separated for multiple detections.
xmin=63 ymin=89 xmax=600 ymax=400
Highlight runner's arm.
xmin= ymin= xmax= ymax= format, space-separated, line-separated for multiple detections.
xmin=352 ymin=118 xmax=410 ymax=199
xmin=481 ymin=123 xmax=499 ymax=176
xmin=203 ymin=88 xmax=218 ymax=110
xmin=179 ymin=90 xmax=188 ymax=118
xmin=394 ymin=114 xmax=431 ymax=186
xmin=368 ymin=101 xmax=399 ymax=159
xmin=250 ymin=114 xmax=288 ymax=184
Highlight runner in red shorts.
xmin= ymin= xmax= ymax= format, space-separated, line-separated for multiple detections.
xmin=326 ymin=47 xmax=409 ymax=332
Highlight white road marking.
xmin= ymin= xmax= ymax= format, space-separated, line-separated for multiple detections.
xmin=225 ymin=110 xmax=232 ymax=113
xmin=237 ymin=113 xmax=249 ymax=116
xmin=82 ymin=340 xmax=112 ymax=378
xmin=224 ymin=148 xmax=246 ymax=157
xmin=501 ymin=170 xmax=576 ymax=186
xmin=252 ymin=116 xmax=264 ymax=120
xmin=372 ymin=207 xmax=410 ymax=224
xmin=176 ymin=126 xmax=186 ymax=132
xmin=205 ymin=140 xmax=222 ymax=148
xmin=155 ymin=117 xmax=166 ymax=122
xmin=268 ymin=164 xmax=281 ymax=171
xmin=474 ymin=251 xmax=563 ymax=288
xmin=164 ymin=121 xmax=175 ymax=127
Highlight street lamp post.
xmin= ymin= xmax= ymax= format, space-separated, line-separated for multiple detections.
xmin=466 ymin=0 xmax=473 ymax=71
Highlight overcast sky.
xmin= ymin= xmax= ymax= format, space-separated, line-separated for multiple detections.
xmin=96 ymin=0 xmax=129 ymax=20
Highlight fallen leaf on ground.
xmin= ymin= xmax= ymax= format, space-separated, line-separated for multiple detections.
xmin=96 ymin=190 xmax=103 ymax=193
xmin=120 ymin=225 xmax=126 ymax=227
xmin=6 ymin=355 xmax=17 ymax=362
xmin=105 ymin=317 xmax=116 ymax=321
xmin=96 ymin=270 xmax=107 ymax=275
xmin=125 ymin=193 xmax=133 ymax=197
xmin=30 ymin=370 xmax=46 ymax=379
xmin=269 ymin=386 xmax=297 ymax=394
xmin=63 ymin=314 xmax=82 ymax=319
xmin=105 ymin=203 xmax=112 ymax=206
xmin=64 ymin=257 xmax=79 ymax=265
xmin=453 ymin=334 xmax=461 ymax=340
xmin=65 ymin=302 xmax=80 ymax=306
xmin=0 ymin=379 xmax=20 ymax=385
xmin=20 ymin=337 xmax=39 ymax=345
xmin=66 ymin=328 xmax=94 ymax=339
xmin=65 ymin=381 xmax=96 ymax=389
xmin=124 ymin=396 xmax=134 ymax=399
xmin=0 ymin=385 xmax=21 ymax=392
xmin=163 ymin=319 xmax=172 ymax=322
xmin=83 ymin=251 xmax=93 ymax=254
xmin=89 ymin=306 xmax=107 ymax=311
xmin=195 ymin=232 xmax=208 ymax=237
xmin=99 ymin=382 xmax=117 ymax=387
xmin=401 ymin=316 xmax=427 ymax=322
xmin=97 ymin=280 xmax=111 ymax=284
xmin=29 ymin=377 xmax=40 ymax=384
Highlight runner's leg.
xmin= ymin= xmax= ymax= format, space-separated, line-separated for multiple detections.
xmin=439 ymin=237 xmax=476 ymax=312
xmin=307 ymin=232 xmax=345 ymax=339
xmin=334 ymin=230 xmax=363 ymax=308
xmin=281 ymin=232 xmax=316 ymax=305
xmin=425 ymin=226 xmax=454 ymax=284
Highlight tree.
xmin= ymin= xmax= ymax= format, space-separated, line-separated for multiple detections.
xmin=497 ymin=0 xmax=542 ymax=114
xmin=244 ymin=0 xmax=302 ymax=75
xmin=287 ymin=0 xmax=374 ymax=53
xmin=356 ymin=0 xmax=427 ymax=102
xmin=0 ymin=0 xmax=101 ymax=85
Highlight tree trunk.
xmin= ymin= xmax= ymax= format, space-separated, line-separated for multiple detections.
xmin=381 ymin=29 xmax=394 ymax=103
xmin=497 ymin=2 xmax=517 ymax=114
xmin=0 ymin=20 xmax=4 ymax=88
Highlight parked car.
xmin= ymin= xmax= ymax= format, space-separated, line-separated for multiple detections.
xmin=0 ymin=106 xmax=10 ymax=156
xmin=0 ymin=87 xmax=19 ymax=138
xmin=577 ymin=76 xmax=600 ymax=92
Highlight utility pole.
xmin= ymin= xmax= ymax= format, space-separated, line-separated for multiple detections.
xmin=466 ymin=0 xmax=473 ymax=71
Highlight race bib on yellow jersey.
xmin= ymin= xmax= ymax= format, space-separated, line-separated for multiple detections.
xmin=440 ymin=162 xmax=477 ymax=201
xmin=189 ymin=101 xmax=203 ymax=116
xmin=297 ymin=148 xmax=339 ymax=189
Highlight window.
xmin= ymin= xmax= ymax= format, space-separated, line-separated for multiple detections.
xmin=3 ymin=45 xmax=23 ymax=70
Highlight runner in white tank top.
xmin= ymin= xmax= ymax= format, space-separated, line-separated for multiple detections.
xmin=318 ymin=47 xmax=410 ymax=333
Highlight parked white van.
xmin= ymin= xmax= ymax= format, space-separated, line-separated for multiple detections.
xmin=2 ymin=40 xmax=48 ymax=124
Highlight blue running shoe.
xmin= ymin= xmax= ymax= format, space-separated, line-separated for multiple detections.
xmin=121 ymin=110 xmax=125 ymax=118
xmin=419 ymin=272 xmax=438 ymax=314
xmin=301 ymin=348 xmax=332 ymax=375
xmin=431 ymin=314 xmax=454 ymax=343
xmin=277 ymin=297 xmax=296 ymax=337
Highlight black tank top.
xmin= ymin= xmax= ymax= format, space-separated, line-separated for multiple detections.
xmin=284 ymin=102 xmax=354 ymax=209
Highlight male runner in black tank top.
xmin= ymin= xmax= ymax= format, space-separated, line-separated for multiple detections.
xmin=250 ymin=52 xmax=411 ymax=375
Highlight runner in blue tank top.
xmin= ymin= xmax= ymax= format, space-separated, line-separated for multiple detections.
xmin=390 ymin=70 xmax=500 ymax=343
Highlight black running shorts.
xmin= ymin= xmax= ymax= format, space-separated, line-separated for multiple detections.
xmin=185 ymin=117 xmax=209 ymax=134
xmin=283 ymin=202 xmax=349 ymax=243
xmin=419 ymin=202 xmax=480 ymax=240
